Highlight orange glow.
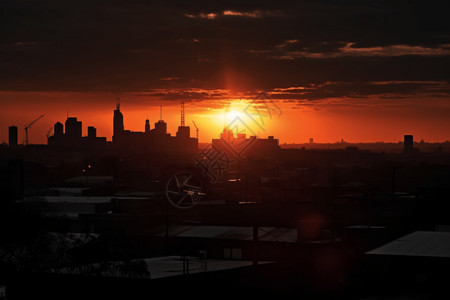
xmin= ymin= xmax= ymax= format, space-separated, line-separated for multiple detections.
xmin=1 ymin=91 xmax=450 ymax=145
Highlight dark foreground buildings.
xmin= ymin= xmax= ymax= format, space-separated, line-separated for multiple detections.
xmin=3 ymin=101 xmax=450 ymax=299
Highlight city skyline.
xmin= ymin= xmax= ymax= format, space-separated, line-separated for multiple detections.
xmin=2 ymin=2 xmax=450 ymax=298
xmin=2 ymin=94 xmax=450 ymax=145
xmin=1 ymin=1 xmax=450 ymax=144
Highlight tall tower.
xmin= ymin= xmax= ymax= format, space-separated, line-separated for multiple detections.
xmin=113 ymin=97 xmax=124 ymax=143
xmin=88 ymin=126 xmax=97 ymax=138
xmin=176 ymin=101 xmax=190 ymax=139
xmin=65 ymin=117 xmax=82 ymax=138
xmin=54 ymin=122 xmax=63 ymax=137
xmin=9 ymin=126 xmax=18 ymax=147
xmin=145 ymin=118 xmax=150 ymax=133
xmin=181 ymin=101 xmax=185 ymax=126
xmin=154 ymin=104 xmax=167 ymax=134
xmin=403 ymin=135 xmax=414 ymax=153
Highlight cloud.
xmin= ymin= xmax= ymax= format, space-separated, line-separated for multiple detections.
xmin=1 ymin=0 xmax=449 ymax=98
xmin=185 ymin=9 xmax=277 ymax=19
xmin=223 ymin=10 xmax=262 ymax=18
xmin=259 ymin=43 xmax=450 ymax=60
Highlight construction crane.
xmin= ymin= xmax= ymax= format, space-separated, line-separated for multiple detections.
xmin=24 ymin=114 xmax=44 ymax=145
xmin=46 ymin=126 xmax=53 ymax=141
xmin=192 ymin=121 xmax=199 ymax=140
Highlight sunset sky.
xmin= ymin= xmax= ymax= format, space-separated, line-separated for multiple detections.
xmin=1 ymin=1 xmax=450 ymax=144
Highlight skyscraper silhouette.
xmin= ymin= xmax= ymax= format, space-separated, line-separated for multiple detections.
xmin=113 ymin=98 xmax=124 ymax=143
xmin=145 ymin=119 xmax=150 ymax=133
xmin=65 ymin=117 xmax=82 ymax=139
xmin=88 ymin=126 xmax=97 ymax=138
xmin=404 ymin=135 xmax=414 ymax=153
xmin=9 ymin=126 xmax=18 ymax=147
xmin=54 ymin=122 xmax=63 ymax=137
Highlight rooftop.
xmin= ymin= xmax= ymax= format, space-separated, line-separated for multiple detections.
xmin=366 ymin=231 xmax=450 ymax=258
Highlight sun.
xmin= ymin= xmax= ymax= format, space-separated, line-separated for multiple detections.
xmin=226 ymin=109 xmax=244 ymax=121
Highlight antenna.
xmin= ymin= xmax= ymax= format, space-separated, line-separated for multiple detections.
xmin=116 ymin=96 xmax=120 ymax=110
xmin=160 ymin=104 xmax=162 ymax=120
xmin=181 ymin=101 xmax=185 ymax=126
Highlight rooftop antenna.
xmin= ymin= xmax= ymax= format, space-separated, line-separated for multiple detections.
xmin=181 ymin=101 xmax=185 ymax=126
xmin=116 ymin=96 xmax=120 ymax=110
xmin=160 ymin=104 xmax=162 ymax=120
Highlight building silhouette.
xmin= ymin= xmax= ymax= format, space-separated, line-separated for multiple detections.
xmin=48 ymin=117 xmax=106 ymax=149
xmin=113 ymin=98 xmax=124 ymax=144
xmin=65 ymin=117 xmax=82 ymax=139
xmin=112 ymin=100 xmax=197 ymax=154
xmin=403 ymin=134 xmax=414 ymax=153
xmin=54 ymin=122 xmax=63 ymax=137
xmin=87 ymin=126 xmax=96 ymax=138
xmin=8 ymin=126 xmax=18 ymax=147
xmin=212 ymin=128 xmax=280 ymax=159
xmin=145 ymin=119 xmax=150 ymax=133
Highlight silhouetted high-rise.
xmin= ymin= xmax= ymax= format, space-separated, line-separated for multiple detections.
xmin=154 ymin=120 xmax=167 ymax=135
xmin=88 ymin=126 xmax=97 ymax=138
xmin=54 ymin=122 xmax=63 ymax=137
xmin=176 ymin=126 xmax=190 ymax=139
xmin=65 ymin=117 xmax=82 ymax=138
xmin=404 ymin=135 xmax=414 ymax=153
xmin=145 ymin=119 xmax=150 ymax=133
xmin=113 ymin=98 xmax=124 ymax=143
xmin=49 ymin=117 xmax=106 ymax=149
xmin=111 ymin=101 xmax=197 ymax=154
xmin=9 ymin=126 xmax=18 ymax=147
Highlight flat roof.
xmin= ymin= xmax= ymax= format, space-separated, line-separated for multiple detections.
xmin=29 ymin=196 xmax=112 ymax=203
xmin=65 ymin=176 xmax=114 ymax=184
xmin=56 ymin=256 xmax=271 ymax=279
xmin=160 ymin=225 xmax=298 ymax=243
xmin=366 ymin=231 xmax=450 ymax=258
xmin=145 ymin=256 xmax=268 ymax=279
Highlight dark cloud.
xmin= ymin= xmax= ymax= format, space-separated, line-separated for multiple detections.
xmin=1 ymin=0 xmax=449 ymax=99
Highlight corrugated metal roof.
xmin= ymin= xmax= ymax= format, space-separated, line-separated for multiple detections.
xmin=30 ymin=196 xmax=112 ymax=203
xmin=367 ymin=231 xmax=450 ymax=258
xmin=56 ymin=256 xmax=272 ymax=279
xmin=65 ymin=176 xmax=114 ymax=184
xmin=165 ymin=225 xmax=298 ymax=243
xmin=144 ymin=256 xmax=263 ymax=279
